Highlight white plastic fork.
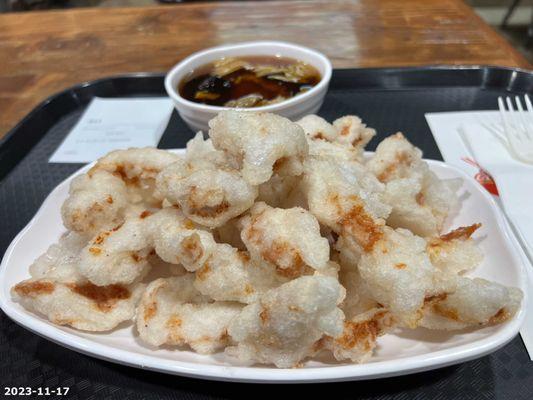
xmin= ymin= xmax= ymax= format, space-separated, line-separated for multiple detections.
xmin=498 ymin=94 xmax=533 ymax=164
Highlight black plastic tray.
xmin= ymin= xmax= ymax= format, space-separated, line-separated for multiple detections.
xmin=1 ymin=67 xmax=532 ymax=399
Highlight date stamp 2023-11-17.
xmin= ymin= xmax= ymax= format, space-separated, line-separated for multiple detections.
xmin=4 ymin=387 xmax=70 ymax=396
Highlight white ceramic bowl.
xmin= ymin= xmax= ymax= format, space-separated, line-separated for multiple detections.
xmin=164 ymin=41 xmax=332 ymax=133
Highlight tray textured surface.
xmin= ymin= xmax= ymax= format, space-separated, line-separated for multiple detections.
xmin=1 ymin=68 xmax=532 ymax=396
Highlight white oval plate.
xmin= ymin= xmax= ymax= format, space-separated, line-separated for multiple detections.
xmin=0 ymin=150 xmax=528 ymax=383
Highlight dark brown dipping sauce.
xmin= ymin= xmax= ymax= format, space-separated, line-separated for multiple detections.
xmin=179 ymin=56 xmax=321 ymax=108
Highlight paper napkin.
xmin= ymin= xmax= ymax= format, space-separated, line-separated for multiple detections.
xmin=49 ymin=97 xmax=174 ymax=163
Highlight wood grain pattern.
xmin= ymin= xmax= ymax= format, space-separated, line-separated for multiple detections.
xmin=0 ymin=0 xmax=530 ymax=137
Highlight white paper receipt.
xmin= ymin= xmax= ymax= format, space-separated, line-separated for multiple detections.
xmin=49 ymin=97 xmax=174 ymax=163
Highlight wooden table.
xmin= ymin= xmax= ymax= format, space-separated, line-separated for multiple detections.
xmin=0 ymin=0 xmax=530 ymax=138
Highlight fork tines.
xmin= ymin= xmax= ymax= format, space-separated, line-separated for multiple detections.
xmin=498 ymin=94 xmax=533 ymax=163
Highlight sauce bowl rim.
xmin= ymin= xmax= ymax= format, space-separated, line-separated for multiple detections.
xmin=164 ymin=40 xmax=332 ymax=113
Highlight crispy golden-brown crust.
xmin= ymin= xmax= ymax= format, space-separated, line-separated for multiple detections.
xmin=14 ymin=281 xmax=55 ymax=297
xmin=196 ymin=263 xmax=212 ymax=282
xmin=377 ymin=150 xmax=414 ymax=182
xmin=438 ymin=223 xmax=482 ymax=242
xmin=139 ymin=210 xmax=153 ymax=219
xmin=335 ymin=196 xmax=383 ymax=252
xmin=488 ymin=308 xmax=510 ymax=325
xmin=259 ymin=241 xmax=311 ymax=279
xmin=180 ymin=234 xmax=205 ymax=264
xmin=433 ymin=304 xmax=460 ymax=321
xmin=335 ymin=313 xmax=383 ymax=351
xmin=190 ymin=201 xmax=230 ymax=218
xmin=143 ymin=301 xmax=158 ymax=322
xmin=67 ymin=282 xmax=130 ymax=312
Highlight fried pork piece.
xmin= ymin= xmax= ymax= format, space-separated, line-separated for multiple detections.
xmin=13 ymin=233 xmax=144 ymax=331
xmin=296 ymin=115 xmax=337 ymax=141
xmin=137 ymin=275 xmax=242 ymax=354
xmin=323 ymin=308 xmax=395 ymax=363
xmin=426 ymin=224 xmax=483 ymax=275
xmin=358 ymin=227 xmax=443 ymax=328
xmin=297 ymin=116 xmax=369 ymax=162
xmin=78 ymin=213 xmax=152 ymax=286
xmin=382 ymin=177 xmax=441 ymax=237
xmin=29 ymin=231 xmax=88 ymax=282
xmin=420 ymin=277 xmax=522 ymax=330
xmin=338 ymin=262 xmax=378 ymax=319
xmin=144 ymin=207 xmax=216 ymax=272
xmin=240 ymin=202 xmax=330 ymax=278
xmin=62 ymin=148 xmax=180 ymax=235
xmin=184 ymin=131 xmax=233 ymax=168
xmin=208 ymin=111 xmax=308 ymax=185
xmin=366 ymin=132 xmax=461 ymax=236
xmin=89 ymin=147 xmax=181 ymax=207
xmin=296 ymin=115 xmax=376 ymax=150
xmin=13 ymin=279 xmax=144 ymax=331
xmin=421 ymin=170 xmax=462 ymax=232
xmin=226 ymin=275 xmax=345 ymax=368
xmin=303 ymin=157 xmax=390 ymax=254
xmin=366 ymin=132 xmax=424 ymax=182
xmin=193 ymin=243 xmax=278 ymax=303
xmin=156 ymin=158 xmax=258 ymax=229
xmin=306 ymin=138 xmax=362 ymax=162
xmin=61 ymin=170 xmax=129 ymax=236
xmin=333 ymin=116 xmax=376 ymax=148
